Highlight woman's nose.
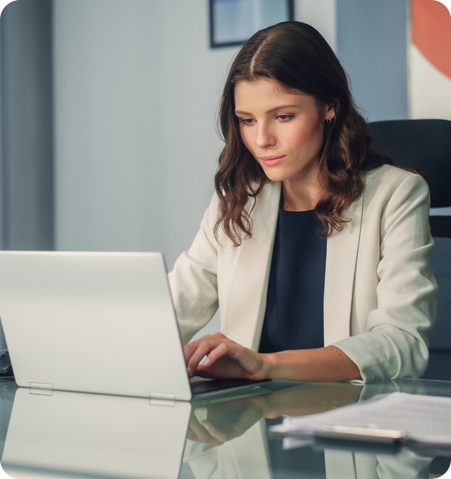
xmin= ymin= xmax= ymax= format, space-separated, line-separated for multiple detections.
xmin=255 ymin=125 xmax=276 ymax=149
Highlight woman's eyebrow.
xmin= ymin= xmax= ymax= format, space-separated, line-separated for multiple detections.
xmin=235 ymin=104 xmax=301 ymax=115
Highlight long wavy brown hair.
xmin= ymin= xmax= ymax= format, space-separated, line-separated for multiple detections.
xmin=214 ymin=21 xmax=393 ymax=246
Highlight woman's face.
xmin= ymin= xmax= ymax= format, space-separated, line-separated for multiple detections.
xmin=234 ymin=79 xmax=335 ymax=185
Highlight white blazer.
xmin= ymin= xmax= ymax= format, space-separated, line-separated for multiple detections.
xmin=168 ymin=165 xmax=438 ymax=381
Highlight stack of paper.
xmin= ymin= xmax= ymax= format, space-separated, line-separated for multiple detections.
xmin=270 ymin=392 xmax=451 ymax=446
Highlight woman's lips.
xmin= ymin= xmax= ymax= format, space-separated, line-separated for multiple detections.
xmin=259 ymin=155 xmax=286 ymax=166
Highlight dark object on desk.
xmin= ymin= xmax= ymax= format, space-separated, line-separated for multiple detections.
xmin=368 ymin=119 xmax=451 ymax=381
xmin=0 ymin=349 xmax=13 ymax=378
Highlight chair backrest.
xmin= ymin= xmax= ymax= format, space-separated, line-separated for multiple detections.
xmin=368 ymin=119 xmax=451 ymax=381
xmin=368 ymin=119 xmax=451 ymax=209
xmin=425 ymin=235 xmax=451 ymax=380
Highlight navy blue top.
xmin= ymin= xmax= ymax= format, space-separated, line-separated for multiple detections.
xmin=259 ymin=201 xmax=327 ymax=353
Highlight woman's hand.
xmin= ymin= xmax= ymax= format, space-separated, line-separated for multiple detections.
xmin=183 ymin=332 xmax=269 ymax=381
xmin=184 ymin=333 xmax=362 ymax=382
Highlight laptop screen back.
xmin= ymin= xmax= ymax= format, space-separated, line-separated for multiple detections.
xmin=0 ymin=251 xmax=192 ymax=400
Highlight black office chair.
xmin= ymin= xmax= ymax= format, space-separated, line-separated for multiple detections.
xmin=367 ymin=119 xmax=451 ymax=381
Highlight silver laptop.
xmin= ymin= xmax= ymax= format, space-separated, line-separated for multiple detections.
xmin=0 ymin=251 xmax=268 ymax=401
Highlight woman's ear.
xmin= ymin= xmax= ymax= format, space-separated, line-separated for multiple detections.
xmin=325 ymin=99 xmax=339 ymax=122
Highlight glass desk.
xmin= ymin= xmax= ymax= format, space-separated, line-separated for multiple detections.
xmin=0 ymin=378 xmax=450 ymax=479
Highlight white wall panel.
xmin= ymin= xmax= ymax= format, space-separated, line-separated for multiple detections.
xmin=295 ymin=0 xmax=336 ymax=51
xmin=409 ymin=45 xmax=451 ymax=121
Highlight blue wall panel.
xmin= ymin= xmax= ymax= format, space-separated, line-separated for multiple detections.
xmin=336 ymin=0 xmax=409 ymax=122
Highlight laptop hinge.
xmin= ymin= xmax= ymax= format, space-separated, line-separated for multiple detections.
xmin=29 ymin=382 xmax=53 ymax=396
xmin=149 ymin=392 xmax=176 ymax=407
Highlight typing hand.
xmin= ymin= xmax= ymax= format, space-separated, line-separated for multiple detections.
xmin=183 ymin=332 xmax=268 ymax=380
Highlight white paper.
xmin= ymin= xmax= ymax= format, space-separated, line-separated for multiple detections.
xmin=270 ymin=392 xmax=451 ymax=445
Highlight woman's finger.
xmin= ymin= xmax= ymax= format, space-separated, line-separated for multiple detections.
xmin=199 ymin=342 xmax=265 ymax=381
xmin=183 ymin=341 xmax=197 ymax=364
xmin=197 ymin=342 xmax=231 ymax=370
xmin=186 ymin=338 xmax=222 ymax=377
xmin=183 ymin=333 xmax=229 ymax=365
xmin=183 ymin=334 xmax=215 ymax=365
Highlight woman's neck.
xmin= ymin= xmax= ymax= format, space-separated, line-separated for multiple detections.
xmin=282 ymin=178 xmax=326 ymax=212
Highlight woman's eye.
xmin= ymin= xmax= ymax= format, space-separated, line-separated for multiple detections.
xmin=277 ymin=115 xmax=294 ymax=122
xmin=238 ymin=118 xmax=255 ymax=125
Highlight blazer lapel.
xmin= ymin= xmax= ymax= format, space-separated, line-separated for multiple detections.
xmin=324 ymin=194 xmax=363 ymax=346
xmin=222 ymin=181 xmax=363 ymax=350
xmin=221 ymin=182 xmax=281 ymax=350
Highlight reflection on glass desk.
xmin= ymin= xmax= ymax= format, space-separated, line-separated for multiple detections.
xmin=0 ymin=378 xmax=450 ymax=479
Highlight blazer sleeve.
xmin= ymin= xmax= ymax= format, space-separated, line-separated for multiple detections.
xmin=168 ymin=194 xmax=220 ymax=345
xmin=333 ymin=174 xmax=438 ymax=382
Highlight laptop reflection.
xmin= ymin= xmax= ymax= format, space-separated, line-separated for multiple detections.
xmin=2 ymin=387 xmax=191 ymax=479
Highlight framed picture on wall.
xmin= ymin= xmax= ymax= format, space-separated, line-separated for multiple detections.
xmin=209 ymin=0 xmax=295 ymax=48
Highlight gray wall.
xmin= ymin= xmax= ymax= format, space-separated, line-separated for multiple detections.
xmin=1 ymin=0 xmax=54 ymax=251
xmin=336 ymin=0 xmax=409 ymax=122
xmin=53 ymin=0 xmax=238 ymax=271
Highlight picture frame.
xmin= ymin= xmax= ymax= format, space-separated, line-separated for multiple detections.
xmin=209 ymin=0 xmax=295 ymax=49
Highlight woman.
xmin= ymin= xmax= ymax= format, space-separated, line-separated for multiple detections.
xmin=168 ymin=21 xmax=437 ymax=383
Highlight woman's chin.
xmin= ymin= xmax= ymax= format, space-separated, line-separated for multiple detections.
xmin=262 ymin=170 xmax=290 ymax=183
